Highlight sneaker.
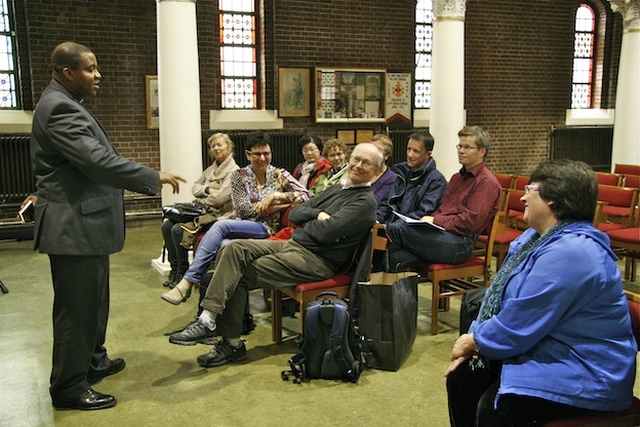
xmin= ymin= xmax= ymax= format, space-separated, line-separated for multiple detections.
xmin=168 ymin=319 xmax=216 ymax=346
xmin=197 ymin=339 xmax=247 ymax=367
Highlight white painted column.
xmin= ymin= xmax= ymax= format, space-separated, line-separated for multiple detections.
xmin=153 ymin=0 xmax=202 ymax=275
xmin=430 ymin=0 xmax=467 ymax=180
xmin=156 ymin=0 xmax=202 ymax=204
xmin=609 ymin=0 xmax=640 ymax=171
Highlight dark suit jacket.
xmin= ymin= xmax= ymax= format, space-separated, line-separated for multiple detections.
xmin=31 ymin=80 xmax=159 ymax=256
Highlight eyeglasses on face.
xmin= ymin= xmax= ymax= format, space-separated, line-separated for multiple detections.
xmin=350 ymin=156 xmax=374 ymax=167
xmin=456 ymin=144 xmax=480 ymax=152
xmin=302 ymin=146 xmax=319 ymax=154
xmin=246 ymin=151 xmax=272 ymax=158
xmin=524 ymin=184 xmax=540 ymax=194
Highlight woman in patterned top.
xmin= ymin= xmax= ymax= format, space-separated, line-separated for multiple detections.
xmin=162 ymin=131 xmax=309 ymax=305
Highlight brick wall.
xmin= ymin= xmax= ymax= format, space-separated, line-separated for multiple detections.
xmin=18 ymin=0 xmax=622 ymax=189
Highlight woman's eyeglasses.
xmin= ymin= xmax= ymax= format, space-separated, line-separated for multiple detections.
xmin=246 ymin=151 xmax=271 ymax=158
xmin=524 ymin=184 xmax=539 ymax=194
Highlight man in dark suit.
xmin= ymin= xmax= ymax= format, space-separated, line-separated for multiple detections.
xmin=31 ymin=41 xmax=184 ymax=411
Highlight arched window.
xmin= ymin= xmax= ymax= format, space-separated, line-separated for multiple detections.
xmin=219 ymin=0 xmax=259 ymax=109
xmin=415 ymin=0 xmax=433 ymax=109
xmin=571 ymin=3 xmax=596 ymax=109
xmin=0 ymin=0 xmax=20 ymax=109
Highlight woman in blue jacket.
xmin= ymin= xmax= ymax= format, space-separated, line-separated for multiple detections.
xmin=445 ymin=159 xmax=636 ymax=427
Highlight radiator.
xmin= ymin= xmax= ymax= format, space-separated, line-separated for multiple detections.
xmin=203 ymin=130 xmax=305 ymax=173
xmin=0 ymin=134 xmax=33 ymax=205
xmin=549 ymin=126 xmax=613 ymax=172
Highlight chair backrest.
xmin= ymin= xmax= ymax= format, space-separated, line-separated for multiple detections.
xmin=627 ymin=292 xmax=640 ymax=349
xmin=481 ymin=210 xmax=507 ymax=286
xmin=595 ymin=171 xmax=622 ymax=186
xmin=513 ymin=175 xmax=529 ymax=191
xmin=614 ymin=164 xmax=640 ymax=176
xmin=623 ymin=174 xmax=640 ymax=190
xmin=494 ymin=173 xmax=515 ymax=190
xmin=597 ymin=185 xmax=638 ymax=215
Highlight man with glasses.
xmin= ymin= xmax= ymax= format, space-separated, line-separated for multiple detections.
xmin=376 ymin=131 xmax=447 ymax=269
xmin=171 ymin=143 xmax=383 ymax=368
xmin=386 ymin=125 xmax=502 ymax=269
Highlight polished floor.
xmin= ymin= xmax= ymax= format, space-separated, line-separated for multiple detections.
xmin=0 ymin=225 xmax=638 ymax=427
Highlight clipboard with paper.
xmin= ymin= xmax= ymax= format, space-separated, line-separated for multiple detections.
xmin=392 ymin=211 xmax=445 ymax=231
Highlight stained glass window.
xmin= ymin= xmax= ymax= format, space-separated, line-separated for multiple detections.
xmin=571 ymin=4 xmax=595 ymax=109
xmin=219 ymin=0 xmax=258 ymax=109
xmin=0 ymin=0 xmax=19 ymax=109
xmin=415 ymin=0 xmax=432 ymax=109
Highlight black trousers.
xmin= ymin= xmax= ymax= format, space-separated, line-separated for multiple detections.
xmin=446 ymin=359 xmax=601 ymax=427
xmin=48 ymin=254 xmax=112 ymax=400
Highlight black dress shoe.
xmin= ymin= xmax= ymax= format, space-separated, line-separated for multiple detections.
xmin=52 ymin=388 xmax=117 ymax=410
xmin=87 ymin=358 xmax=126 ymax=385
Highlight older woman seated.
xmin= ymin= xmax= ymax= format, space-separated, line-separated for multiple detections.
xmin=445 ymin=159 xmax=637 ymax=427
xmin=309 ymin=138 xmax=349 ymax=196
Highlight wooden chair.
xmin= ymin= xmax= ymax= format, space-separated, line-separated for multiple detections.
xmin=513 ymin=175 xmax=529 ymax=191
xmin=622 ymin=174 xmax=640 ymax=190
xmin=270 ymin=225 xmax=389 ymax=344
xmin=614 ymin=164 xmax=640 ymax=176
xmin=606 ymin=227 xmax=640 ymax=282
xmin=505 ymin=189 xmax=528 ymax=230
xmin=594 ymin=171 xmax=622 ymax=186
xmin=419 ymin=210 xmax=507 ymax=335
xmin=597 ymin=185 xmax=638 ymax=228
xmin=542 ymin=291 xmax=640 ymax=427
xmin=493 ymin=173 xmax=515 ymax=190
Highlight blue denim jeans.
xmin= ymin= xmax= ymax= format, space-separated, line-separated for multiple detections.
xmin=183 ymin=219 xmax=269 ymax=284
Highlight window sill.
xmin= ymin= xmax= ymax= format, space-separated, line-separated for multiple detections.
xmin=565 ymin=109 xmax=614 ymax=126
xmin=209 ymin=110 xmax=283 ymax=130
xmin=0 ymin=110 xmax=34 ymax=133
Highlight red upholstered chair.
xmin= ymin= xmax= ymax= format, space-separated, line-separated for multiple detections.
xmin=597 ymin=185 xmax=638 ymax=228
xmin=623 ymin=174 xmax=640 ymax=190
xmin=614 ymin=164 xmax=640 ymax=176
xmin=420 ymin=210 xmax=507 ymax=335
xmin=494 ymin=173 xmax=515 ymax=190
xmin=505 ymin=189 xmax=528 ymax=230
xmin=513 ymin=175 xmax=529 ymax=191
xmin=270 ymin=225 xmax=389 ymax=344
xmin=606 ymin=227 xmax=640 ymax=281
xmin=594 ymin=171 xmax=623 ymax=186
xmin=542 ymin=291 xmax=640 ymax=427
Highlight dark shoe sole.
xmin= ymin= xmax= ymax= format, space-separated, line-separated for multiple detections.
xmin=197 ymin=353 xmax=247 ymax=368
xmin=53 ymin=399 xmax=117 ymax=411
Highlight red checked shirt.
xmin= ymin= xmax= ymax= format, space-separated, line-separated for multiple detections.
xmin=432 ymin=162 xmax=501 ymax=236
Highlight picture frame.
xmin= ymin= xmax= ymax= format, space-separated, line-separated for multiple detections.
xmin=145 ymin=75 xmax=159 ymax=129
xmin=314 ymin=68 xmax=386 ymax=123
xmin=278 ymin=67 xmax=311 ymax=117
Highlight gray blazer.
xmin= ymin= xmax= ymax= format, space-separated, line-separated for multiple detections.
xmin=31 ymin=80 xmax=159 ymax=256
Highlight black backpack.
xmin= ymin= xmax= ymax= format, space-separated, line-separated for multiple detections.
xmin=281 ymin=292 xmax=364 ymax=384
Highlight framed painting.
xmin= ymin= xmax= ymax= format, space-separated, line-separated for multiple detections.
xmin=278 ymin=67 xmax=311 ymax=117
xmin=145 ymin=75 xmax=159 ymax=129
xmin=314 ymin=68 xmax=386 ymax=123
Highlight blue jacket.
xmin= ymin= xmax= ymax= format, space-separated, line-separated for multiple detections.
xmin=376 ymin=157 xmax=446 ymax=223
xmin=470 ymin=221 xmax=637 ymax=411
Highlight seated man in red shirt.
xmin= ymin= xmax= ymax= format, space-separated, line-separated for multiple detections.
xmin=386 ymin=125 xmax=502 ymax=270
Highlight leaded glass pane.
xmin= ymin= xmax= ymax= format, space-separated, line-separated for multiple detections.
xmin=575 ymin=4 xmax=594 ymax=32
xmin=415 ymin=1 xmax=432 ymax=109
xmin=570 ymin=3 xmax=594 ymax=109
xmin=0 ymin=0 xmax=18 ymax=108
xmin=219 ymin=1 xmax=258 ymax=108
xmin=574 ymin=33 xmax=593 ymax=57
xmin=571 ymin=84 xmax=590 ymax=109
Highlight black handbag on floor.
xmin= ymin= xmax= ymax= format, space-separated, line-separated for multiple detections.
xmin=354 ymin=271 xmax=418 ymax=371
xmin=162 ymin=202 xmax=207 ymax=223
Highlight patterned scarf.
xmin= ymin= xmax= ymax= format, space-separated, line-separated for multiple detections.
xmin=470 ymin=219 xmax=573 ymax=370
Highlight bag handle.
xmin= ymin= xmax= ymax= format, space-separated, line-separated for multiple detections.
xmin=316 ymin=291 xmax=338 ymax=300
